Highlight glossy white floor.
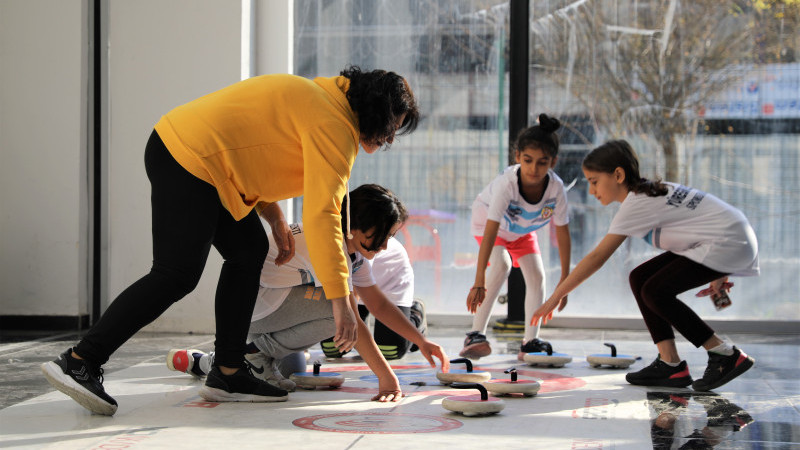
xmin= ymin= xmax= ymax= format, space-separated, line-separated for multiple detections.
xmin=0 ymin=326 xmax=798 ymax=449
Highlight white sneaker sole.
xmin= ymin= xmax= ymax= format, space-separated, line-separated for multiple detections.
xmin=41 ymin=361 xmax=117 ymax=416
xmin=198 ymin=386 xmax=288 ymax=402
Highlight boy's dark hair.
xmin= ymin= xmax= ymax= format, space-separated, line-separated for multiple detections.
xmin=582 ymin=140 xmax=668 ymax=197
xmin=341 ymin=184 xmax=408 ymax=252
xmin=514 ymin=113 xmax=561 ymax=158
xmin=341 ymin=66 xmax=419 ymax=146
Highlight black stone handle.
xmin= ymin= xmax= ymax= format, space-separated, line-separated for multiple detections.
xmin=450 ymin=382 xmax=489 ymax=401
xmin=449 ymin=357 xmax=474 ymax=372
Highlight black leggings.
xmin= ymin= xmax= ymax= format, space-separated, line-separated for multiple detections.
xmin=320 ymin=304 xmax=414 ymax=359
xmin=629 ymin=252 xmax=727 ymax=348
xmin=75 ymin=130 xmax=267 ymax=368
xmin=357 ymin=304 xmax=414 ymax=360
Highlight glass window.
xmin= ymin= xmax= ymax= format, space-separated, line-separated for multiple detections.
xmin=292 ymin=0 xmax=800 ymax=321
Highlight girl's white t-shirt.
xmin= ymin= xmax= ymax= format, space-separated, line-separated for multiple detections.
xmin=365 ymin=237 xmax=414 ymax=308
xmin=471 ymin=165 xmax=569 ymax=241
xmin=251 ymin=223 xmax=376 ymax=321
xmin=608 ymin=182 xmax=759 ymax=276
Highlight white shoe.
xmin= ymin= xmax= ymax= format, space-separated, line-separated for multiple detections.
xmin=245 ymin=352 xmax=296 ymax=391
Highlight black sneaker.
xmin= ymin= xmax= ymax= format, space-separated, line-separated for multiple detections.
xmin=692 ymin=346 xmax=754 ymax=392
xmin=40 ymin=348 xmax=118 ymax=416
xmin=647 ymin=391 xmax=691 ymax=415
xmin=459 ymin=331 xmax=491 ymax=359
xmin=648 ymin=392 xmax=690 ymax=449
xmin=517 ymin=338 xmax=551 ymax=360
xmin=199 ymin=366 xmax=288 ymax=402
xmin=626 ymin=356 xmax=693 ymax=388
xmin=678 ymin=429 xmax=712 ymax=449
xmin=692 ymin=393 xmax=754 ymax=431
xmin=409 ymin=298 xmax=427 ymax=352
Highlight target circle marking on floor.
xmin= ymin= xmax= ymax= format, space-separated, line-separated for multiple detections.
xmin=293 ymin=412 xmax=463 ymax=434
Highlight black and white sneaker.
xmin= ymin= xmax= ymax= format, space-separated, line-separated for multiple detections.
xmin=459 ymin=331 xmax=491 ymax=359
xmin=41 ymin=348 xmax=118 ymax=416
xmin=245 ymin=352 xmax=297 ymax=391
xmin=517 ymin=338 xmax=551 ymax=360
xmin=626 ymin=356 xmax=693 ymax=388
xmin=409 ymin=298 xmax=428 ymax=352
xmin=199 ymin=366 xmax=288 ymax=402
xmin=692 ymin=346 xmax=754 ymax=392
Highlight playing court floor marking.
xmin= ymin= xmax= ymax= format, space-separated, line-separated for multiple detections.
xmin=1 ymin=330 xmax=798 ymax=449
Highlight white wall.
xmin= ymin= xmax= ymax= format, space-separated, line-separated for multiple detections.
xmin=0 ymin=0 xmax=88 ymax=317
xmin=1 ymin=0 xmax=294 ymax=333
xmin=107 ymin=0 xmax=241 ymax=333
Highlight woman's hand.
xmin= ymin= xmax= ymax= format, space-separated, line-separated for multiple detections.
xmin=466 ymin=286 xmax=486 ymax=314
xmin=270 ymin=220 xmax=295 ymax=266
xmin=330 ymin=297 xmax=358 ymax=353
xmin=259 ymin=202 xmax=295 ymax=266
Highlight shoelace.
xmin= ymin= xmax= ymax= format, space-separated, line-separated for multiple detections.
xmin=85 ymin=363 xmax=105 ymax=384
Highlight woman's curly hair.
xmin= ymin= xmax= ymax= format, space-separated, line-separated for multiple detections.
xmin=341 ymin=66 xmax=419 ymax=146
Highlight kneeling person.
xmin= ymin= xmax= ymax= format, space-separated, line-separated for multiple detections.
xmin=168 ymin=184 xmax=448 ymax=401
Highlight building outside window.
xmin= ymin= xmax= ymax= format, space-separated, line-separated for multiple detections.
xmin=291 ymin=0 xmax=800 ymax=323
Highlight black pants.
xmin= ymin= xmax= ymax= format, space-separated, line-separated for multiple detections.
xmin=629 ymin=252 xmax=727 ymax=348
xmin=357 ymin=304 xmax=414 ymax=360
xmin=75 ymin=130 xmax=267 ymax=368
xmin=320 ymin=304 xmax=414 ymax=359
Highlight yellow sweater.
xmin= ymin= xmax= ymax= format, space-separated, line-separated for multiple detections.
xmin=154 ymin=74 xmax=358 ymax=299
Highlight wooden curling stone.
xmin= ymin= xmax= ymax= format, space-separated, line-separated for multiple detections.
xmin=522 ymin=342 xmax=572 ymax=368
xmin=586 ymin=343 xmax=637 ymax=369
xmin=290 ymin=362 xmax=344 ymax=390
xmin=441 ymin=382 xmax=505 ymax=417
xmin=482 ymin=368 xmax=540 ymax=397
xmin=436 ymin=358 xmax=491 ymax=385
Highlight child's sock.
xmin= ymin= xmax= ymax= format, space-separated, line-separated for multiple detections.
xmin=661 ymin=358 xmax=681 ymax=367
xmin=708 ymin=342 xmax=734 ymax=356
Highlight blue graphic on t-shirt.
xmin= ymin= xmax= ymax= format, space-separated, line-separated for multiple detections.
xmin=352 ymin=258 xmax=364 ymax=274
xmin=503 ymin=200 xmax=557 ymax=235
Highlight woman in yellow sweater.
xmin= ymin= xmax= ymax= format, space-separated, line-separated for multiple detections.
xmin=41 ymin=66 xmax=419 ymax=415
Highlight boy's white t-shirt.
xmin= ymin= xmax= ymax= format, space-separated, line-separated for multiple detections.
xmin=364 ymin=237 xmax=414 ymax=308
xmin=471 ymin=165 xmax=569 ymax=241
xmin=608 ymin=182 xmax=759 ymax=276
xmin=251 ymin=223 xmax=376 ymax=322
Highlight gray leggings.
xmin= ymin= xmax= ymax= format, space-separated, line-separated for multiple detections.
xmin=248 ymin=285 xmax=336 ymax=359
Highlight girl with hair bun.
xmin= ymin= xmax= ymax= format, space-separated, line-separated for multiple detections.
xmin=532 ymin=139 xmax=757 ymax=391
xmin=461 ymin=114 xmax=572 ymax=360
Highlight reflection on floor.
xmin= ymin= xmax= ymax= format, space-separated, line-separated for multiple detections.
xmin=0 ymin=326 xmax=798 ymax=449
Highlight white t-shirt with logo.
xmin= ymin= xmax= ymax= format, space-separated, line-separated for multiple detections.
xmin=251 ymin=222 xmax=376 ymax=321
xmin=363 ymin=237 xmax=414 ymax=308
xmin=471 ymin=165 xmax=569 ymax=241
xmin=608 ymin=182 xmax=759 ymax=276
